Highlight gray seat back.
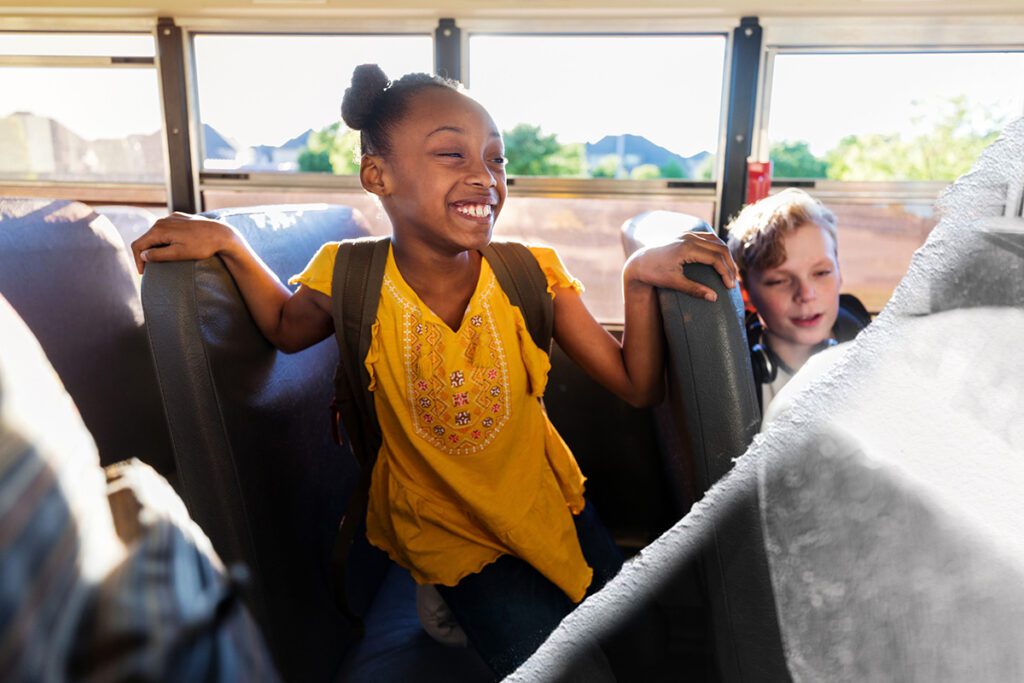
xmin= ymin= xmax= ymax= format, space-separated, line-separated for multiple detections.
xmin=0 ymin=198 xmax=175 ymax=477
xmin=621 ymin=210 xmax=788 ymax=682
xmin=142 ymin=204 xmax=371 ymax=682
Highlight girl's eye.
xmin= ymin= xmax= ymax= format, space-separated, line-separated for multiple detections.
xmin=814 ymin=269 xmax=832 ymax=277
xmin=492 ymin=156 xmax=507 ymax=165
xmin=438 ymin=152 xmax=464 ymax=158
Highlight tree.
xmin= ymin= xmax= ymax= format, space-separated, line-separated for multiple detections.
xmin=658 ymin=160 xmax=686 ymax=179
xmin=502 ymin=123 xmax=583 ymax=177
xmin=589 ymin=155 xmax=621 ymax=178
xmin=298 ymin=122 xmax=360 ymax=175
xmin=630 ymin=164 xmax=662 ymax=180
xmin=824 ymin=96 xmax=1003 ymax=181
xmin=769 ymin=140 xmax=827 ymax=179
xmin=695 ymin=154 xmax=715 ymax=180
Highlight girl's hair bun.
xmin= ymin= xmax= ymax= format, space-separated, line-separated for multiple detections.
xmin=341 ymin=64 xmax=390 ymax=130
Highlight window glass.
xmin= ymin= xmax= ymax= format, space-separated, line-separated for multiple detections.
xmin=0 ymin=66 xmax=166 ymax=183
xmin=469 ymin=34 xmax=727 ymax=181
xmin=192 ymin=34 xmax=432 ymax=173
xmin=0 ymin=32 xmax=155 ymax=57
xmin=828 ymin=200 xmax=939 ymax=311
xmin=494 ymin=196 xmax=716 ymax=322
xmin=767 ymin=51 xmax=1024 ymax=181
xmin=202 ymin=187 xmax=714 ymax=323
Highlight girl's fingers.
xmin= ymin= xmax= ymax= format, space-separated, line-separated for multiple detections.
xmin=673 ymin=274 xmax=718 ymax=303
xmin=140 ymin=242 xmax=187 ymax=263
xmin=680 ymin=240 xmax=737 ymax=288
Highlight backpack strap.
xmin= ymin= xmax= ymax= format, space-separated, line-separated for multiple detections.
xmin=329 ymin=236 xmax=389 ymax=632
xmin=481 ymin=241 xmax=554 ymax=355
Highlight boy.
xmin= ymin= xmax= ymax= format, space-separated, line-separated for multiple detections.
xmin=727 ymin=188 xmax=868 ymax=411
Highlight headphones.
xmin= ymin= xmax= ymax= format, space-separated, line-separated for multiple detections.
xmin=747 ymin=316 xmax=837 ymax=385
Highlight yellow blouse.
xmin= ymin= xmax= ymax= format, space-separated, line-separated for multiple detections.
xmin=289 ymin=243 xmax=592 ymax=602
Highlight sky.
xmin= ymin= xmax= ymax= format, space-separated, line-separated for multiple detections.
xmin=2 ymin=32 xmax=1024 ymax=161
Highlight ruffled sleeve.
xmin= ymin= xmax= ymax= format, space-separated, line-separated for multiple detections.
xmin=287 ymin=241 xmax=340 ymax=297
xmin=527 ymin=246 xmax=584 ymax=299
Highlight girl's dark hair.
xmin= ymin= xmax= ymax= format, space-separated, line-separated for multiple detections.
xmin=341 ymin=64 xmax=460 ymax=156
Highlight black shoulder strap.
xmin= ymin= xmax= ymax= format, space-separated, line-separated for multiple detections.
xmin=331 ymin=236 xmax=389 ymax=465
xmin=329 ymin=236 xmax=389 ymax=632
xmin=481 ymin=241 xmax=554 ymax=355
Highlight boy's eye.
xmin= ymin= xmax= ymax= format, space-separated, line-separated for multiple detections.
xmin=438 ymin=152 xmax=464 ymax=158
xmin=814 ymin=269 xmax=833 ymax=277
xmin=492 ymin=156 xmax=507 ymax=165
xmin=763 ymin=279 xmax=784 ymax=287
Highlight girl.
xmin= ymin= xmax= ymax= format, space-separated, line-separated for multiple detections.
xmin=131 ymin=65 xmax=737 ymax=677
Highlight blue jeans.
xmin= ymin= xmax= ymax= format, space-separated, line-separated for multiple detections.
xmin=436 ymin=502 xmax=625 ymax=678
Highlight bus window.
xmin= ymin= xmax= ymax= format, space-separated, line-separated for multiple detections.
xmin=0 ymin=32 xmax=166 ymax=203
xmin=468 ymin=33 xmax=728 ymax=321
xmin=761 ymin=50 xmax=1024 ymax=310
xmin=192 ymin=34 xmax=432 ymax=176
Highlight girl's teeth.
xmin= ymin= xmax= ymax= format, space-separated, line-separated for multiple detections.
xmin=458 ymin=204 xmax=490 ymax=217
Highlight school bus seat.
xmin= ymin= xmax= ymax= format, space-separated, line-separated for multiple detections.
xmin=141 ymin=204 xmax=490 ymax=682
xmin=0 ymin=197 xmax=175 ymax=479
xmin=620 ymin=210 xmax=789 ymax=682
xmin=93 ymin=204 xmax=159 ymax=251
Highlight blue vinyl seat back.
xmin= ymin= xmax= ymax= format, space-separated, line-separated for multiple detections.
xmin=142 ymin=204 xmax=371 ymax=681
xmin=0 ymin=197 xmax=175 ymax=477
xmin=621 ymin=210 xmax=788 ymax=682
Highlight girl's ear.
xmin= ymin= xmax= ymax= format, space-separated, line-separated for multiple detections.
xmin=360 ymin=154 xmax=389 ymax=197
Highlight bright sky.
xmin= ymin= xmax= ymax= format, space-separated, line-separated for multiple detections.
xmin=467 ymin=35 xmax=726 ymax=158
xmin=3 ymin=32 xmax=1024 ymax=161
xmin=768 ymin=52 xmax=1024 ymax=156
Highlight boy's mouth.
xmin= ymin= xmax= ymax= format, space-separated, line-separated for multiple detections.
xmin=791 ymin=313 xmax=824 ymax=328
xmin=452 ymin=202 xmax=493 ymax=220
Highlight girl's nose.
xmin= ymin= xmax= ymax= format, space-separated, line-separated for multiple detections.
xmin=467 ymin=157 xmax=497 ymax=188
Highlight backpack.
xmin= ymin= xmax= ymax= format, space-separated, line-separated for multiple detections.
xmin=327 ymin=236 xmax=554 ymax=630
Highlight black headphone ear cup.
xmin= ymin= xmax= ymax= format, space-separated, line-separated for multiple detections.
xmin=751 ymin=342 xmax=777 ymax=384
xmin=747 ymin=318 xmax=776 ymax=385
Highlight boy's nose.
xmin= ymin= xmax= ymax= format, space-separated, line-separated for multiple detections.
xmin=796 ymin=280 xmax=817 ymax=302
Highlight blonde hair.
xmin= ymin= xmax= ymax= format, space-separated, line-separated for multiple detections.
xmin=726 ymin=188 xmax=837 ymax=275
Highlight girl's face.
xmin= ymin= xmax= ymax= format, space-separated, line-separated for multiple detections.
xmin=370 ymin=87 xmax=507 ymax=255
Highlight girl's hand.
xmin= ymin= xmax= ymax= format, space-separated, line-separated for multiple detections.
xmin=624 ymin=232 xmax=738 ymax=302
xmin=131 ymin=212 xmax=238 ymax=275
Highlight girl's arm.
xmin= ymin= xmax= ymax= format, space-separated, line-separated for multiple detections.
xmin=131 ymin=212 xmax=334 ymax=353
xmin=553 ymin=232 xmax=737 ymax=408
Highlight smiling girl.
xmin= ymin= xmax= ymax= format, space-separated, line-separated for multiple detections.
xmin=132 ymin=64 xmax=737 ymax=677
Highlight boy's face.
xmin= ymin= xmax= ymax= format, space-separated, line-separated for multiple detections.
xmin=746 ymin=222 xmax=842 ymax=352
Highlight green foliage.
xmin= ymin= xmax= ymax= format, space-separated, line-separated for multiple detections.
xmin=658 ymin=160 xmax=686 ymax=179
xmin=297 ymin=148 xmax=332 ymax=173
xmin=770 ymin=140 xmax=828 ymax=179
xmin=823 ymin=96 xmax=1003 ymax=181
xmin=695 ymin=155 xmax=715 ymax=180
xmin=589 ymin=155 xmax=621 ymax=178
xmin=502 ymin=123 xmax=583 ymax=177
xmin=298 ymin=122 xmax=360 ymax=175
xmin=630 ymin=164 xmax=662 ymax=180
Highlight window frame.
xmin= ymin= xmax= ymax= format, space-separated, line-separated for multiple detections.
xmin=460 ymin=26 xmax=731 ymax=201
xmin=0 ymin=28 xmax=167 ymax=204
xmin=180 ymin=20 xmax=733 ymax=209
xmin=753 ymin=18 xmax=1024 ymax=188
